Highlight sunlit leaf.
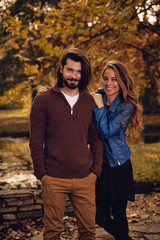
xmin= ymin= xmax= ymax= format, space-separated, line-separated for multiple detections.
xmin=24 ymin=64 xmax=39 ymax=76
xmin=5 ymin=9 xmax=11 ymax=15
xmin=13 ymin=43 xmax=20 ymax=49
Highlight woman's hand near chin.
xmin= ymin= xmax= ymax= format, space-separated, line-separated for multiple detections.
xmin=90 ymin=92 xmax=104 ymax=108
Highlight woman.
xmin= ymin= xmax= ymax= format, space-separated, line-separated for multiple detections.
xmin=91 ymin=60 xmax=143 ymax=240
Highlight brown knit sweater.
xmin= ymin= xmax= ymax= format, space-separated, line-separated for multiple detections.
xmin=29 ymin=84 xmax=103 ymax=180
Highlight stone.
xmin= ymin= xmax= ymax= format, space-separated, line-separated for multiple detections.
xmin=19 ymin=204 xmax=42 ymax=211
xmin=144 ymin=234 xmax=160 ymax=240
xmin=141 ymin=214 xmax=150 ymax=219
xmin=129 ymin=223 xmax=148 ymax=232
xmin=0 ymin=207 xmax=17 ymax=213
xmin=3 ymin=213 xmax=16 ymax=220
xmin=17 ymin=210 xmax=43 ymax=219
xmin=147 ymin=223 xmax=160 ymax=233
xmin=32 ymin=232 xmax=43 ymax=240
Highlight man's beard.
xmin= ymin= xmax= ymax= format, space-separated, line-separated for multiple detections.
xmin=62 ymin=76 xmax=80 ymax=90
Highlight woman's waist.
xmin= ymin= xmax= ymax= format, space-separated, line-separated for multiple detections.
xmin=103 ymin=140 xmax=131 ymax=167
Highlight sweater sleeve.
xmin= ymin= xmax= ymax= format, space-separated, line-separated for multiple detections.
xmin=88 ymin=115 xmax=103 ymax=177
xmin=29 ymin=96 xmax=47 ymax=180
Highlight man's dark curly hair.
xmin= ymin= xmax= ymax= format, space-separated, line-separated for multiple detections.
xmin=57 ymin=48 xmax=91 ymax=90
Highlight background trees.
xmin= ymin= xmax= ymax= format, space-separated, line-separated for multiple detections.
xmin=0 ymin=0 xmax=159 ymax=114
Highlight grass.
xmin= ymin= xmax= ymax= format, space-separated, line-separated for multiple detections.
xmin=0 ymin=109 xmax=29 ymax=118
xmin=130 ymin=142 xmax=160 ymax=183
xmin=0 ymin=109 xmax=29 ymax=135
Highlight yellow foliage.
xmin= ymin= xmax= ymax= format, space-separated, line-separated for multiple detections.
xmin=40 ymin=27 xmax=52 ymax=38
xmin=44 ymin=43 xmax=53 ymax=54
xmin=5 ymin=26 xmax=13 ymax=33
xmin=3 ymin=22 xmax=9 ymax=29
xmin=20 ymin=29 xmax=28 ymax=39
xmin=13 ymin=43 xmax=19 ymax=49
xmin=78 ymin=36 xmax=85 ymax=42
xmin=34 ymin=20 xmax=41 ymax=27
xmin=24 ymin=64 xmax=39 ymax=76
xmin=58 ymin=2 xmax=67 ymax=9
xmin=39 ymin=38 xmax=47 ymax=49
xmin=26 ymin=4 xmax=35 ymax=10
xmin=12 ymin=30 xmax=15 ymax=36
xmin=1 ymin=0 xmax=159 ymax=112
xmin=44 ymin=62 xmax=51 ymax=68
xmin=0 ymin=95 xmax=9 ymax=105
xmin=5 ymin=9 xmax=11 ymax=15
xmin=0 ymin=81 xmax=30 ymax=109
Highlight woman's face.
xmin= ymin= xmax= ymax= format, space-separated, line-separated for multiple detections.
xmin=102 ymin=67 xmax=120 ymax=99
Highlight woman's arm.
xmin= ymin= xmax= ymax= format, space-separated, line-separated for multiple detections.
xmin=94 ymin=105 xmax=132 ymax=140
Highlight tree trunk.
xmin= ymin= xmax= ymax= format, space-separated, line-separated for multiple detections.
xmin=142 ymin=59 xmax=160 ymax=114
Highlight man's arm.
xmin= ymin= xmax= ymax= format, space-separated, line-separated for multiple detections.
xmin=88 ymin=115 xmax=103 ymax=177
xmin=29 ymin=96 xmax=47 ymax=180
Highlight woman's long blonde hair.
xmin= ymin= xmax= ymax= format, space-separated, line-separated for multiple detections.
xmin=102 ymin=60 xmax=143 ymax=137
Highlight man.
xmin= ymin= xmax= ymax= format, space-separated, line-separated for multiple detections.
xmin=29 ymin=48 xmax=103 ymax=240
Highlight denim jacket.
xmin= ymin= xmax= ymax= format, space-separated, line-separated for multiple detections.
xmin=94 ymin=88 xmax=132 ymax=167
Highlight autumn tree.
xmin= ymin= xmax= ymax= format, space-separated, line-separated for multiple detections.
xmin=126 ymin=0 xmax=160 ymax=114
xmin=0 ymin=0 xmax=159 ymax=113
xmin=0 ymin=0 xmax=61 ymax=108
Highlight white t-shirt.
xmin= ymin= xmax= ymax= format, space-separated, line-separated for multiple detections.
xmin=61 ymin=91 xmax=79 ymax=114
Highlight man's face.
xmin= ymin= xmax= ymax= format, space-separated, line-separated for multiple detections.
xmin=60 ymin=58 xmax=82 ymax=89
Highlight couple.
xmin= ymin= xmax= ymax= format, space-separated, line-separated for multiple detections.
xmin=29 ymin=48 xmax=143 ymax=240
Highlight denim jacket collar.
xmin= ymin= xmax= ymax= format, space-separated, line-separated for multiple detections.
xmin=107 ymin=94 xmax=123 ymax=113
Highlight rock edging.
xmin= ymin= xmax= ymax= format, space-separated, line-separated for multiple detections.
xmin=0 ymin=189 xmax=73 ymax=222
